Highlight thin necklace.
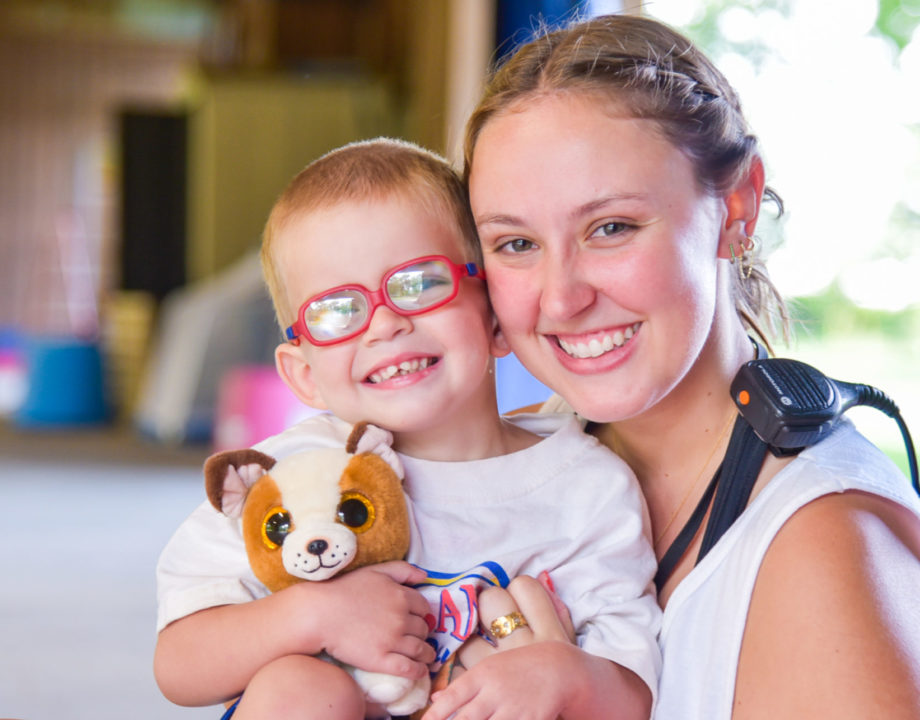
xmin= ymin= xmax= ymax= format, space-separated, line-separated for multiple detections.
xmin=653 ymin=412 xmax=736 ymax=548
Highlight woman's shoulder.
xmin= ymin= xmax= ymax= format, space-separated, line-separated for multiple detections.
xmin=787 ymin=418 xmax=915 ymax=503
xmin=723 ymin=420 xmax=920 ymax=718
xmin=736 ymin=427 xmax=920 ymax=717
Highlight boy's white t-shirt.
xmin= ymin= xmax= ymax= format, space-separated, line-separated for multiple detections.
xmin=156 ymin=411 xmax=662 ymax=696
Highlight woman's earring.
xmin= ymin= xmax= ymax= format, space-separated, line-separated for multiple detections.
xmin=730 ymin=236 xmax=755 ymax=281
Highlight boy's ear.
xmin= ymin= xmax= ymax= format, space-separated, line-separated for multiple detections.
xmin=490 ymin=315 xmax=512 ymax=359
xmin=718 ymin=156 xmax=766 ymax=259
xmin=274 ymin=343 xmax=328 ymax=410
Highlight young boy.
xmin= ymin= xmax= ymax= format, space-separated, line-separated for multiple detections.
xmin=154 ymin=138 xmax=661 ymax=720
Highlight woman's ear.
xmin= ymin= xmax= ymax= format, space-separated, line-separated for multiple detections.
xmin=718 ymin=156 xmax=766 ymax=259
xmin=274 ymin=343 xmax=328 ymax=410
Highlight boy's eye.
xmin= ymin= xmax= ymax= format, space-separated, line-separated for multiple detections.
xmin=261 ymin=507 xmax=293 ymax=549
xmin=337 ymin=492 xmax=376 ymax=533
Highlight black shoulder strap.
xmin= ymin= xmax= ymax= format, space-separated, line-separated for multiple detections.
xmin=656 ymin=338 xmax=775 ymax=593
xmin=654 ymin=419 xmax=769 ymax=592
xmin=654 ymin=463 xmax=721 ymax=592
xmin=696 ymin=340 xmax=771 ymax=560
xmin=697 ymin=417 xmax=769 ymax=560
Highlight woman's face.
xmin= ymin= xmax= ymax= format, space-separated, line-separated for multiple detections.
xmin=469 ymin=92 xmax=730 ymax=423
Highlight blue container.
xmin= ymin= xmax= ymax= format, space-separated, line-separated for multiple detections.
xmin=14 ymin=335 xmax=110 ymax=427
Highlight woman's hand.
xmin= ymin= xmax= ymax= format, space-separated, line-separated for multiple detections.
xmin=423 ymin=574 xmax=575 ymax=720
xmin=424 ymin=574 xmax=651 ymax=720
xmin=458 ymin=572 xmax=574 ymax=669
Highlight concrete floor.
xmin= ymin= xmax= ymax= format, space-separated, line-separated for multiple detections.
xmin=0 ymin=428 xmax=221 ymax=720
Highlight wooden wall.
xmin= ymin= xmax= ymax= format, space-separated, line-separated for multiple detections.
xmin=0 ymin=0 xmax=493 ymax=337
xmin=0 ymin=23 xmax=197 ymax=334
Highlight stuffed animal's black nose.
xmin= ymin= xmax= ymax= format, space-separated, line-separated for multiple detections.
xmin=307 ymin=539 xmax=328 ymax=556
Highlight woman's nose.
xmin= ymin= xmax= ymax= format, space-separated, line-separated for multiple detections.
xmin=539 ymin=255 xmax=596 ymax=321
xmin=362 ymin=304 xmax=414 ymax=345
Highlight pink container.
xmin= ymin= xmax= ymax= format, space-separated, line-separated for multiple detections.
xmin=213 ymin=364 xmax=321 ymax=451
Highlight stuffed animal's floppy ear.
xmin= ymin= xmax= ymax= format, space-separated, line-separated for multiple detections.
xmin=204 ymin=448 xmax=277 ymax=518
xmin=346 ymin=422 xmax=404 ymax=480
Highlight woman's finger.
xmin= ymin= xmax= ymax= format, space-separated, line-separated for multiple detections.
xmin=477 ymin=585 xmax=535 ymax=649
xmin=537 ymin=571 xmax=576 ymax=642
xmin=506 ymin=575 xmax=571 ymax=643
xmin=456 ymin=634 xmax=495 ymax=669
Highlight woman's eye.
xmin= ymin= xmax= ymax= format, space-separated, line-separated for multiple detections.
xmin=592 ymin=221 xmax=630 ymax=237
xmin=497 ymin=237 xmax=535 ymax=253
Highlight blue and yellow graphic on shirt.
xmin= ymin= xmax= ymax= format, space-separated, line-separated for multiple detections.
xmin=412 ymin=561 xmax=511 ymax=667
xmin=414 ymin=561 xmax=510 ymax=590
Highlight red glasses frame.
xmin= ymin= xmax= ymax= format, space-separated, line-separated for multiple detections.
xmin=285 ymin=254 xmax=485 ymax=347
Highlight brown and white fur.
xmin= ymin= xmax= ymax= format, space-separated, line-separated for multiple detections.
xmin=204 ymin=422 xmax=429 ymax=716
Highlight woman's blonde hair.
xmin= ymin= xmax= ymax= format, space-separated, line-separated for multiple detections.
xmin=261 ymin=137 xmax=480 ymax=332
xmin=464 ymin=14 xmax=790 ymax=348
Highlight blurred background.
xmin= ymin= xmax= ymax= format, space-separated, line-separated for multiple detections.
xmin=0 ymin=0 xmax=917 ymax=718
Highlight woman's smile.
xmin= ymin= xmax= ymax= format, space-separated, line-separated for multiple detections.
xmin=554 ymin=322 xmax=642 ymax=359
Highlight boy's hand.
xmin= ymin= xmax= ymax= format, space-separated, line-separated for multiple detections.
xmin=300 ymin=560 xmax=435 ymax=679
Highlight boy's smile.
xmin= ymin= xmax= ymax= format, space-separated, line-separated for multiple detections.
xmin=364 ymin=354 xmax=438 ymax=385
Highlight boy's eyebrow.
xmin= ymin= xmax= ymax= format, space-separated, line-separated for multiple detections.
xmin=475 ymin=193 xmax=649 ymax=229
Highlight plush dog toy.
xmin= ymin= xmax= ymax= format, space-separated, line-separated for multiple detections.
xmin=204 ymin=421 xmax=430 ymax=716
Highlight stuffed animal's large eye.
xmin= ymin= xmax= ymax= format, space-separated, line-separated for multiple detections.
xmin=337 ymin=492 xmax=375 ymax=533
xmin=261 ymin=507 xmax=293 ymax=549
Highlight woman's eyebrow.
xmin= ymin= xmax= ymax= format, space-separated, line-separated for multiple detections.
xmin=475 ymin=193 xmax=649 ymax=229
xmin=573 ymin=193 xmax=647 ymax=219
xmin=474 ymin=212 xmax=526 ymax=228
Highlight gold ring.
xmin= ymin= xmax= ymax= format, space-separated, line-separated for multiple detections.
xmin=489 ymin=611 xmax=528 ymax=639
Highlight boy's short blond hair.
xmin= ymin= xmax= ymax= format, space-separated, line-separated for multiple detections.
xmin=261 ymin=137 xmax=480 ymax=332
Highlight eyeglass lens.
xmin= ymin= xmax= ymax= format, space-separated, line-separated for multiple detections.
xmin=306 ymin=259 xmax=456 ymax=342
xmin=305 ymin=290 xmax=369 ymax=342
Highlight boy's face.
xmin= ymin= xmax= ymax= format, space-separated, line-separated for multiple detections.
xmin=274 ymin=194 xmax=506 ymax=437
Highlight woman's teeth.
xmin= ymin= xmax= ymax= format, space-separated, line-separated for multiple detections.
xmin=367 ymin=357 xmax=433 ymax=384
xmin=558 ymin=323 xmax=640 ymax=359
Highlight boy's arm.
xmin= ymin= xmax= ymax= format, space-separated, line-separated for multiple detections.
xmin=154 ymin=562 xmax=434 ymax=707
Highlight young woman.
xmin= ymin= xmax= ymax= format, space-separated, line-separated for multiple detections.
xmin=425 ymin=13 xmax=920 ymax=720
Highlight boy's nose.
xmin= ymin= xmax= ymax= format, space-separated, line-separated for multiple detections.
xmin=362 ymin=304 xmax=414 ymax=344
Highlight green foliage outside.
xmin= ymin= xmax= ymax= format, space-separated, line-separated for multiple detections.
xmin=674 ymin=1 xmax=920 ymax=479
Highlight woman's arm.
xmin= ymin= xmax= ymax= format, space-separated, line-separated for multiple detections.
xmin=426 ymin=641 xmax=651 ymax=720
xmin=423 ymin=576 xmax=652 ymax=720
xmin=735 ymin=490 xmax=920 ymax=719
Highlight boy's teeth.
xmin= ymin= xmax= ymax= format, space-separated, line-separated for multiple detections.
xmin=368 ymin=357 xmax=431 ymax=384
xmin=558 ymin=323 xmax=640 ymax=359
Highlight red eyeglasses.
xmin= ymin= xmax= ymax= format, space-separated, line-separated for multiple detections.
xmin=285 ymin=255 xmax=485 ymax=346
